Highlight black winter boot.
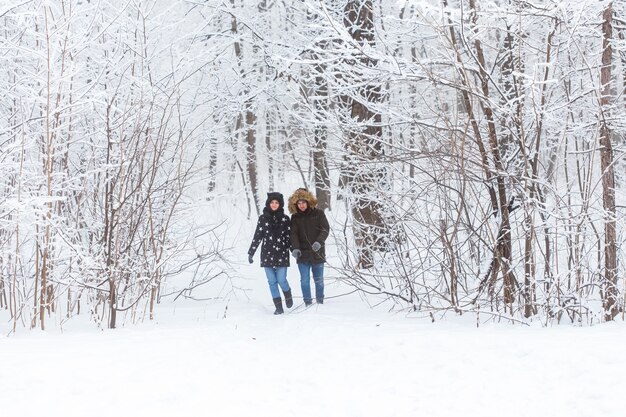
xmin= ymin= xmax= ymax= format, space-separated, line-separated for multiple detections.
xmin=272 ymin=297 xmax=284 ymax=315
xmin=283 ymin=289 xmax=293 ymax=308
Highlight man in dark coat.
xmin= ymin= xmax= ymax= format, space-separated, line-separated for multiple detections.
xmin=248 ymin=192 xmax=293 ymax=314
xmin=288 ymin=188 xmax=329 ymax=305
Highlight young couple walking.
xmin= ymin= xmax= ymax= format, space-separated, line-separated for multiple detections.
xmin=248 ymin=188 xmax=329 ymax=315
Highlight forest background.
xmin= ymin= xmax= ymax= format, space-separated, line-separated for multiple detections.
xmin=2 ymin=0 xmax=626 ymax=332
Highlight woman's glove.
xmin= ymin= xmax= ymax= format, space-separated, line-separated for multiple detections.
xmin=292 ymin=249 xmax=301 ymax=259
xmin=311 ymin=241 xmax=321 ymax=252
xmin=248 ymin=254 xmax=254 ymax=264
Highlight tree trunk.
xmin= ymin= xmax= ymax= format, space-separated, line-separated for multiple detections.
xmin=104 ymin=100 xmax=117 ymax=329
xmin=313 ymin=68 xmax=331 ymax=210
xmin=231 ymin=0 xmax=259 ymax=216
xmin=343 ymin=0 xmax=387 ymax=268
xmin=245 ymin=107 xmax=260 ymax=216
xmin=599 ymin=2 xmax=618 ymax=321
xmin=468 ymin=0 xmax=516 ymax=308
xmin=266 ymin=109 xmax=275 ymax=192
xmin=206 ymin=115 xmax=219 ymax=198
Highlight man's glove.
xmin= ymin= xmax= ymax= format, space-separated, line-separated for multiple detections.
xmin=292 ymin=249 xmax=301 ymax=259
xmin=248 ymin=254 xmax=254 ymax=264
xmin=311 ymin=241 xmax=321 ymax=252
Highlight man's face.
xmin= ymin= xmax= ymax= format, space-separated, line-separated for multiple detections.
xmin=297 ymin=200 xmax=308 ymax=212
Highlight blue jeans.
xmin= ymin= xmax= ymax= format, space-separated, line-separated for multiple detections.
xmin=264 ymin=267 xmax=290 ymax=299
xmin=297 ymin=262 xmax=324 ymax=303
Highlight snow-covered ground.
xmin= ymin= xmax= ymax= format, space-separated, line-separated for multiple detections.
xmin=2 ymin=267 xmax=625 ymax=417
xmin=2 ymin=201 xmax=625 ymax=417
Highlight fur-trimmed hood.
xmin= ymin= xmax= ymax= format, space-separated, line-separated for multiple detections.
xmin=287 ymin=188 xmax=318 ymax=214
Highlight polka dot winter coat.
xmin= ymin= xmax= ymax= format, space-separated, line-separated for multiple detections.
xmin=248 ymin=205 xmax=291 ymax=268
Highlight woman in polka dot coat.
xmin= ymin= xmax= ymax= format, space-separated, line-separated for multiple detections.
xmin=248 ymin=192 xmax=293 ymax=314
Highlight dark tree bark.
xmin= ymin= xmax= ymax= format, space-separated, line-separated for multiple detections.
xmin=245 ymin=106 xmax=260 ymax=216
xmin=343 ymin=0 xmax=387 ymax=268
xmin=599 ymin=2 xmax=618 ymax=321
xmin=230 ymin=0 xmax=259 ymax=217
xmin=444 ymin=0 xmax=516 ymax=308
xmin=313 ymin=66 xmax=331 ymax=211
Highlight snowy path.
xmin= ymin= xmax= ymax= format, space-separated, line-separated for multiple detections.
xmin=2 ymin=286 xmax=625 ymax=417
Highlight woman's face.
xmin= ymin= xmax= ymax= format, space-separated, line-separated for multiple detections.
xmin=297 ymin=200 xmax=308 ymax=212
xmin=269 ymin=200 xmax=280 ymax=211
